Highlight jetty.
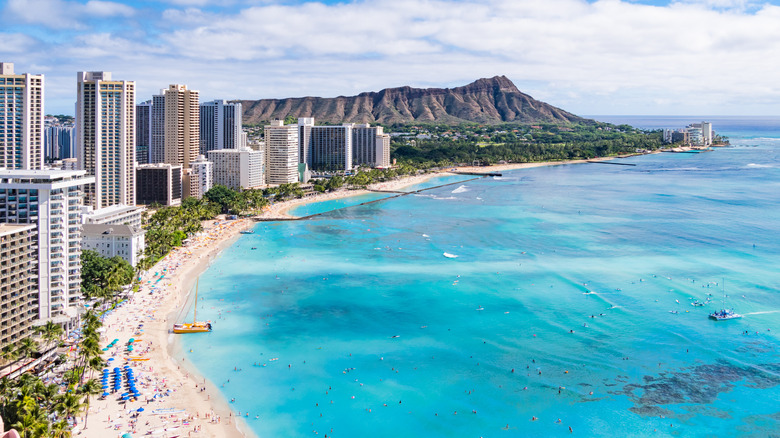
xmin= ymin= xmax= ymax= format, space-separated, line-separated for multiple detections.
xmin=586 ymin=160 xmax=636 ymax=166
xmin=255 ymin=176 xmax=485 ymax=221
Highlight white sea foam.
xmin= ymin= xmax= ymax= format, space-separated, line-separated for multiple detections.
xmin=745 ymin=163 xmax=772 ymax=168
xmin=452 ymin=185 xmax=469 ymax=194
xmin=443 ymin=252 xmax=458 ymax=258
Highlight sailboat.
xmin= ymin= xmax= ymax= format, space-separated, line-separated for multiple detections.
xmin=173 ymin=279 xmax=213 ymax=333
xmin=708 ymin=280 xmax=742 ymax=321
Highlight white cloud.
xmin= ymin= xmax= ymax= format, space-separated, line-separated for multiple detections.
xmin=84 ymin=0 xmax=134 ymax=17
xmin=12 ymin=0 xmax=780 ymax=115
xmin=0 ymin=33 xmax=38 ymax=54
xmin=4 ymin=0 xmax=134 ymax=29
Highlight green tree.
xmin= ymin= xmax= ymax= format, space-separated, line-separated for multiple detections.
xmin=14 ymin=337 xmax=38 ymax=361
xmin=35 ymin=321 xmax=63 ymax=351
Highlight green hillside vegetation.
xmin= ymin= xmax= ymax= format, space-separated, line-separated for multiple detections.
xmin=389 ymin=122 xmax=664 ymax=165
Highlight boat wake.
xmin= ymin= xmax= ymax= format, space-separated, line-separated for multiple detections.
xmin=742 ymin=310 xmax=780 ymax=315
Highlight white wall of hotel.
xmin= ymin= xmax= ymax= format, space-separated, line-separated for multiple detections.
xmin=0 ymin=170 xmax=95 ymax=329
xmin=81 ymin=224 xmax=145 ymax=268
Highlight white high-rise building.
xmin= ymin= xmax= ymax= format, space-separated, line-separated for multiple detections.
xmin=0 ymin=170 xmax=94 ymax=328
xmin=298 ymin=118 xmax=389 ymax=170
xmin=208 ymin=147 xmax=263 ymax=190
xmin=76 ymin=71 xmax=136 ymax=210
xmin=200 ymin=100 xmax=242 ymax=154
xmin=189 ymin=154 xmax=213 ymax=199
xmin=0 ymin=62 xmax=44 ymax=170
xmin=264 ymin=120 xmax=299 ymax=184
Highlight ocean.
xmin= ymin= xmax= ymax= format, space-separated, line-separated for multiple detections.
xmin=181 ymin=116 xmax=780 ymax=437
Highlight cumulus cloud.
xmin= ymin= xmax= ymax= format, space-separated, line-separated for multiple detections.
xmin=9 ymin=0 xmax=780 ymax=115
xmin=0 ymin=33 xmax=39 ymax=54
xmin=4 ymin=0 xmax=134 ymax=29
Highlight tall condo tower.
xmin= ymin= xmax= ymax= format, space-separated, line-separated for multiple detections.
xmin=160 ymin=84 xmax=199 ymax=169
xmin=135 ymin=100 xmax=152 ymax=165
xmin=264 ymin=120 xmax=299 ymax=184
xmin=0 ymin=62 xmax=44 ymax=170
xmin=76 ymin=71 xmax=136 ymax=210
xmin=200 ymin=100 xmax=242 ymax=154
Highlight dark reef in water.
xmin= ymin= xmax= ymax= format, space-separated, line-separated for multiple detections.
xmin=609 ymin=360 xmax=780 ymax=418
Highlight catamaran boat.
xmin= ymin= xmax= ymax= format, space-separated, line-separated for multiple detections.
xmin=708 ymin=280 xmax=741 ymax=321
xmin=708 ymin=309 xmax=742 ymax=321
xmin=173 ymin=279 xmax=213 ymax=333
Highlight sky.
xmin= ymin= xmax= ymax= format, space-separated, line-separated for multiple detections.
xmin=2 ymin=0 xmax=780 ymax=116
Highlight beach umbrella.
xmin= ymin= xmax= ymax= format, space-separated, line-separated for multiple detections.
xmin=136 ymin=407 xmax=144 ymax=413
xmin=102 ymin=348 xmax=108 ymax=351
xmin=102 ymin=392 xmax=109 ymax=397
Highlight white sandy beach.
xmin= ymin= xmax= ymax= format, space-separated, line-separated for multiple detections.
xmin=81 ymin=218 xmax=254 ymax=438
xmin=79 ymin=155 xmax=643 ymax=437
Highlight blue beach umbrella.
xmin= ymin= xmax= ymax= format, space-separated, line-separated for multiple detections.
xmin=136 ymin=407 xmax=144 ymax=412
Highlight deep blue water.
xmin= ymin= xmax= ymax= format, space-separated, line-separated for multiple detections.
xmin=182 ymin=117 xmax=780 ymax=437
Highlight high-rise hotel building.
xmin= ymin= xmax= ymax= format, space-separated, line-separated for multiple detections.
xmin=298 ymin=119 xmax=353 ymax=172
xmin=76 ymin=71 xmax=135 ymax=210
xmin=264 ymin=120 xmax=299 ymax=184
xmin=297 ymin=118 xmax=390 ymax=171
xmin=135 ymin=100 xmax=152 ymax=165
xmin=200 ymin=100 xmax=242 ymax=155
xmin=0 ymin=223 xmax=37 ymax=353
xmin=0 ymin=63 xmax=44 ymax=170
xmin=0 ymin=170 xmax=94 ymax=327
xmin=160 ymin=84 xmax=199 ymax=169
xmin=352 ymin=124 xmax=391 ymax=168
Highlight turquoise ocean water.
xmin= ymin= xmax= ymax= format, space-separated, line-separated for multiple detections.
xmin=182 ymin=117 xmax=780 ymax=437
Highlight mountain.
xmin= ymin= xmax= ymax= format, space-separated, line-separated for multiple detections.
xmin=239 ymin=76 xmax=587 ymax=125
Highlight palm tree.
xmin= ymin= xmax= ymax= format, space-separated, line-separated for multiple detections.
xmin=14 ymin=337 xmax=39 ymax=361
xmin=0 ymin=376 xmax=14 ymax=423
xmin=77 ymin=379 xmax=101 ymax=429
xmin=1 ymin=344 xmax=18 ymax=365
xmin=54 ymin=392 xmax=82 ymax=424
xmin=12 ymin=409 xmax=48 ymax=438
xmin=49 ymin=419 xmax=71 ymax=438
xmin=35 ymin=321 xmax=63 ymax=352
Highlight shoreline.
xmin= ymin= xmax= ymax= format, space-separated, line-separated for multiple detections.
xmin=256 ymin=154 xmax=648 ymax=220
xmin=83 ymin=218 xmax=255 ymax=438
xmin=80 ymin=152 xmax=650 ymax=437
